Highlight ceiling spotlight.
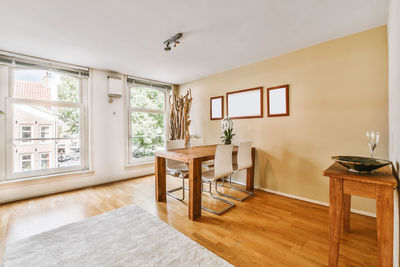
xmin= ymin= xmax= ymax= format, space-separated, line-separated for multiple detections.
xmin=163 ymin=33 xmax=182 ymax=51
xmin=164 ymin=43 xmax=171 ymax=51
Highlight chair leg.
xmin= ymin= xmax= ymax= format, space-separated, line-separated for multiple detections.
xmin=201 ymin=181 xmax=235 ymax=215
xmin=215 ymin=177 xmax=249 ymax=201
xmin=167 ymin=177 xmax=185 ymax=201
xmin=228 ymin=174 xmax=255 ymax=196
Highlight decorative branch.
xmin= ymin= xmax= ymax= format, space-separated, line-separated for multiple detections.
xmin=169 ymin=89 xmax=192 ymax=144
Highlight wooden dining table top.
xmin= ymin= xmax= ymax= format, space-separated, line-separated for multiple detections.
xmin=155 ymin=144 xmax=239 ymax=163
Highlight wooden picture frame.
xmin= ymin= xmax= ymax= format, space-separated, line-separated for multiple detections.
xmin=267 ymin=84 xmax=289 ymax=117
xmin=210 ymin=96 xmax=224 ymax=120
xmin=226 ymin=87 xmax=263 ymax=119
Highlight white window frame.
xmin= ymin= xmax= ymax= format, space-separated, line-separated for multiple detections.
xmin=127 ymin=83 xmax=169 ymax=165
xmin=39 ymin=124 xmax=51 ymax=144
xmin=6 ymin=66 xmax=89 ymax=180
xmin=20 ymin=153 xmax=33 ymax=172
xmin=20 ymin=124 xmax=33 ymax=144
xmin=39 ymin=152 xmax=51 ymax=169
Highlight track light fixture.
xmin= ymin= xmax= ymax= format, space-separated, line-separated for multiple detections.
xmin=164 ymin=33 xmax=182 ymax=51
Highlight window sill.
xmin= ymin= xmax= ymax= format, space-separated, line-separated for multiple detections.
xmin=125 ymin=161 xmax=155 ymax=170
xmin=0 ymin=170 xmax=95 ymax=189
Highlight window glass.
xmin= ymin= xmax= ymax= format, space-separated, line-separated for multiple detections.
xmin=40 ymin=153 xmax=50 ymax=169
xmin=9 ymin=67 xmax=86 ymax=179
xmin=131 ymin=112 xmax=165 ymax=159
xmin=40 ymin=125 xmax=51 ymax=143
xmin=20 ymin=125 xmax=33 ymax=143
xmin=130 ymin=86 xmax=165 ymax=110
xmin=12 ymin=104 xmax=81 ymax=173
xmin=13 ymin=70 xmax=80 ymax=103
xmin=20 ymin=154 xmax=32 ymax=171
xmin=129 ymin=85 xmax=167 ymax=163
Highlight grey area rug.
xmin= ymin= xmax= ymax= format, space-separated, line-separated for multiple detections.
xmin=3 ymin=205 xmax=232 ymax=267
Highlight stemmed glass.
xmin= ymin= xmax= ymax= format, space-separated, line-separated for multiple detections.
xmin=366 ymin=131 xmax=380 ymax=158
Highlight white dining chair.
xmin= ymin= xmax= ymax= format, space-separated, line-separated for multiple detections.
xmin=189 ymin=137 xmax=205 ymax=147
xmin=228 ymin=141 xmax=254 ymax=200
xmin=190 ymin=137 xmax=214 ymax=168
xmin=166 ymin=140 xmax=188 ymax=201
xmin=201 ymin=144 xmax=235 ymax=215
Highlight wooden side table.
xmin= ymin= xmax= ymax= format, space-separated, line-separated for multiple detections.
xmin=324 ymin=163 xmax=397 ymax=267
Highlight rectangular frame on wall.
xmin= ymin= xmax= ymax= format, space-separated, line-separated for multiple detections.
xmin=210 ymin=96 xmax=224 ymax=120
xmin=267 ymin=84 xmax=289 ymax=117
xmin=226 ymin=87 xmax=263 ymax=119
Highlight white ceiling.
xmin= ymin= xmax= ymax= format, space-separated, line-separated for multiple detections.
xmin=0 ymin=0 xmax=388 ymax=84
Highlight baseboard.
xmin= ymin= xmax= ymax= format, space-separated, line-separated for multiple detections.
xmin=231 ymin=180 xmax=376 ymax=218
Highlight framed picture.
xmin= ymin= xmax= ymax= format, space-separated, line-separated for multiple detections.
xmin=267 ymin=84 xmax=289 ymax=117
xmin=226 ymin=87 xmax=263 ymax=119
xmin=210 ymin=96 xmax=224 ymax=120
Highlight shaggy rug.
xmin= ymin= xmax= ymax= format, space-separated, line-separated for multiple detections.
xmin=3 ymin=205 xmax=231 ymax=267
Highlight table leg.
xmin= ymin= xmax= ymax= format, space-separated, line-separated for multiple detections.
xmin=189 ymin=158 xmax=202 ymax=220
xmin=329 ymin=177 xmax=344 ymax=267
xmin=376 ymin=185 xmax=394 ymax=267
xmin=155 ymin=156 xmax=166 ymax=202
xmin=246 ymin=147 xmax=256 ymax=191
xmin=343 ymin=194 xmax=351 ymax=233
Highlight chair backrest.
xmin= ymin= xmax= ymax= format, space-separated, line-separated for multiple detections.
xmin=237 ymin=141 xmax=253 ymax=170
xmin=166 ymin=140 xmax=186 ymax=150
xmin=166 ymin=140 xmax=186 ymax=170
xmin=190 ymin=138 xmax=205 ymax=147
xmin=214 ymin=144 xmax=233 ymax=179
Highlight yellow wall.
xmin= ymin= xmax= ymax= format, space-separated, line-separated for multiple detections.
xmin=179 ymin=26 xmax=388 ymax=214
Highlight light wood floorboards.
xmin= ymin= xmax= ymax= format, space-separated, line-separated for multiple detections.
xmin=0 ymin=175 xmax=378 ymax=266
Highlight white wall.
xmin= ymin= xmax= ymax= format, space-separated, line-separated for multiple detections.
xmin=388 ymin=0 xmax=400 ymax=265
xmin=0 ymin=69 xmax=154 ymax=203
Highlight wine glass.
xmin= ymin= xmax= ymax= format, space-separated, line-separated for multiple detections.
xmin=366 ymin=131 xmax=380 ymax=158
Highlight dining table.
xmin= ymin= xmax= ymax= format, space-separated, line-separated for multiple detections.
xmin=155 ymin=144 xmax=256 ymax=220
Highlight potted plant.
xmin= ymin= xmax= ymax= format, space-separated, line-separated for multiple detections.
xmin=221 ymin=117 xmax=235 ymax=145
xmin=0 ymin=110 xmax=4 ymax=115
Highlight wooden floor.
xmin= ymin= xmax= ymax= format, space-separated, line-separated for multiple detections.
xmin=0 ymin=175 xmax=378 ymax=266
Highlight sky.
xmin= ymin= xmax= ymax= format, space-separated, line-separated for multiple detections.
xmin=14 ymin=69 xmax=48 ymax=82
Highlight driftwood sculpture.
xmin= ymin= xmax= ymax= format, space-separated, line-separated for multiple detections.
xmin=169 ymin=89 xmax=192 ymax=144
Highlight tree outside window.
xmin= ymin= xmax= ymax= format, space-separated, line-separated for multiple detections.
xmin=130 ymin=86 xmax=166 ymax=162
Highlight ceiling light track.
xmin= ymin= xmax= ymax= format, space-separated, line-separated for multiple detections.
xmin=164 ymin=33 xmax=182 ymax=51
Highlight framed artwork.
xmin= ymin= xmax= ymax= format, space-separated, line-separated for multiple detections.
xmin=210 ymin=96 xmax=224 ymax=120
xmin=226 ymin=87 xmax=263 ymax=119
xmin=267 ymin=84 xmax=289 ymax=117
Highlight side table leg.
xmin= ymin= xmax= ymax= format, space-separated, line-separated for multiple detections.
xmin=343 ymin=194 xmax=351 ymax=233
xmin=376 ymin=185 xmax=394 ymax=267
xmin=329 ymin=177 xmax=344 ymax=267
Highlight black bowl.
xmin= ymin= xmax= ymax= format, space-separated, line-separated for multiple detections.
xmin=332 ymin=156 xmax=391 ymax=173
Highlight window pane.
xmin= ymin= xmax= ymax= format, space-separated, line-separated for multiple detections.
xmin=40 ymin=126 xmax=50 ymax=137
xmin=131 ymin=112 xmax=164 ymax=159
xmin=12 ymin=104 xmax=81 ymax=174
xmin=40 ymin=153 xmax=50 ymax=169
xmin=20 ymin=154 xmax=32 ymax=172
xmin=13 ymin=70 xmax=80 ymax=103
xmin=40 ymin=125 xmax=51 ymax=143
xmin=22 ymin=132 xmax=31 ymax=138
xmin=130 ymin=86 xmax=165 ymax=110
xmin=56 ymin=139 xmax=80 ymax=168
xmin=20 ymin=125 xmax=32 ymax=143
xmin=22 ymin=155 xmax=31 ymax=161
